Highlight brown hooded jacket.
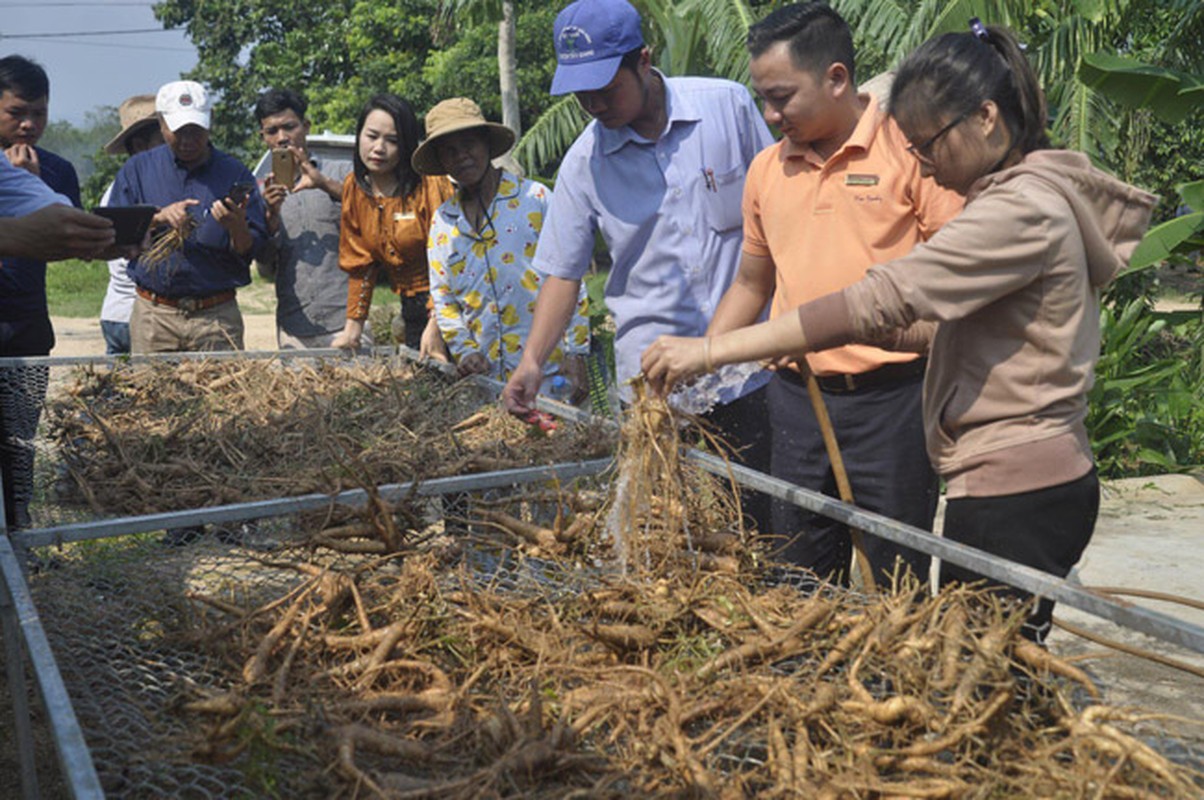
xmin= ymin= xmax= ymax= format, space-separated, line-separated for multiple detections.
xmin=801 ymin=150 xmax=1158 ymax=497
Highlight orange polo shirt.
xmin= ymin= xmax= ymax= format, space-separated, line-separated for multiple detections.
xmin=742 ymin=94 xmax=963 ymax=376
xmin=339 ymin=173 xmax=454 ymax=320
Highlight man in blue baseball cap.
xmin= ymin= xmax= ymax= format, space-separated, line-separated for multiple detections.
xmin=548 ymin=0 xmax=645 ymax=95
xmin=503 ymin=0 xmax=777 ymax=533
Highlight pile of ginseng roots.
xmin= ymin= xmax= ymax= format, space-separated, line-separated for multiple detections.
xmin=44 ymin=358 xmax=615 ymax=519
xmin=169 ymin=381 xmax=1202 ymax=798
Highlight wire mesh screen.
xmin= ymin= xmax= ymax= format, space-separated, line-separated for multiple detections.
xmin=23 ymin=488 xmax=615 ymax=798
xmin=24 ymin=355 xmax=616 ymax=531
xmin=2 ymin=362 xmax=49 ymax=530
xmin=6 ymin=354 xmax=1204 ymax=798
xmin=28 ymin=533 xmax=297 ymax=797
xmin=18 ymin=488 xmax=832 ymax=800
xmin=25 ymin=512 xmax=1204 ymax=799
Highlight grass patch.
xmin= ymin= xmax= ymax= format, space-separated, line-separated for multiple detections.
xmin=46 ymin=259 xmax=109 ymax=318
xmin=45 ymin=259 xmax=281 ymax=319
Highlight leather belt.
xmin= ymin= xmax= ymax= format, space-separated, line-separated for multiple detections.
xmin=780 ymin=357 xmax=927 ymax=394
xmin=136 ymin=286 xmax=236 ymax=312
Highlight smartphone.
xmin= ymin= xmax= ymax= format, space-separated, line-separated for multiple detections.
xmin=271 ymin=148 xmax=297 ymax=188
xmin=225 ymin=181 xmax=255 ymax=206
xmin=91 ymin=205 xmax=157 ymax=246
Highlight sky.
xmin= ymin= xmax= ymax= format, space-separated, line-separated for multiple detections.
xmin=1 ymin=0 xmax=198 ymax=126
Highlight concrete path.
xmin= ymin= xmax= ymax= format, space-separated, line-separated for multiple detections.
xmin=1050 ymin=473 xmax=1204 ymax=757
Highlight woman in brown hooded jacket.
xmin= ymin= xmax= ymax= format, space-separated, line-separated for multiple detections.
xmin=642 ymin=21 xmax=1158 ymax=642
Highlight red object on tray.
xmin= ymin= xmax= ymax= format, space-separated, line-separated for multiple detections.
xmin=521 ymin=410 xmax=558 ymax=433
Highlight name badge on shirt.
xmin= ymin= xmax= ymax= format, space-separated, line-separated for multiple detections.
xmin=845 ymin=174 xmax=880 ymax=186
xmin=394 ymin=211 xmax=416 ymax=221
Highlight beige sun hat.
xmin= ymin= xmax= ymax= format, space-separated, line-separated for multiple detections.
xmin=103 ymin=94 xmax=159 ymax=155
xmin=411 ymin=97 xmax=516 ymax=176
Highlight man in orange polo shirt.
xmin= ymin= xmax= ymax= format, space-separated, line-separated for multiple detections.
xmin=707 ymin=2 xmax=963 ymax=586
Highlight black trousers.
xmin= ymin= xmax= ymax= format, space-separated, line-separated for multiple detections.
xmin=767 ymin=371 xmax=937 ymax=587
xmin=1 ymin=316 xmax=54 ymax=529
xmin=401 ymin=293 xmax=430 ymax=351
xmin=701 ymin=384 xmax=772 ymax=535
xmin=942 ymin=468 xmax=1099 ymax=643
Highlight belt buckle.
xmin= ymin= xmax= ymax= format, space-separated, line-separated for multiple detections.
xmin=178 ymin=296 xmax=201 ymax=312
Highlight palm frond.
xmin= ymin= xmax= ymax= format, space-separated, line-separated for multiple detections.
xmin=514 ymin=95 xmax=590 ymax=177
xmin=832 ymin=0 xmax=913 ymax=62
xmin=1158 ymin=0 xmax=1204 ymax=71
xmin=834 ymin=0 xmax=1028 ymax=68
xmin=925 ymin=0 xmax=1027 ymax=38
xmin=688 ymin=0 xmax=758 ymax=83
xmin=636 ymin=0 xmax=708 ymax=77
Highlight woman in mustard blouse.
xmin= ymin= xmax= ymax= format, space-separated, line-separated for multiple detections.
xmin=332 ymin=93 xmax=453 ymax=351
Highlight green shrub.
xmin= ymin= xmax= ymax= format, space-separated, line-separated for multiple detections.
xmin=1088 ymin=299 xmax=1204 ymax=477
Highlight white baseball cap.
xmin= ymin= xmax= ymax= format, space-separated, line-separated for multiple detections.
xmin=155 ymin=80 xmax=211 ymax=132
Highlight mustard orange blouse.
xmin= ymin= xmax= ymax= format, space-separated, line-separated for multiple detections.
xmin=339 ymin=173 xmax=454 ymax=320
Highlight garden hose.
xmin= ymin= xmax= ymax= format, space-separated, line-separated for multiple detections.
xmin=1054 ymin=585 xmax=1204 ymax=680
xmin=586 ymin=347 xmax=610 ymax=415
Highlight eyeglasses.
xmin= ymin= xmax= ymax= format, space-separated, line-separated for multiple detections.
xmin=906 ymin=111 xmax=971 ymax=163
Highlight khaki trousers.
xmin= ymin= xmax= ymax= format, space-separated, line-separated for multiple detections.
xmin=130 ymin=295 xmax=245 ymax=353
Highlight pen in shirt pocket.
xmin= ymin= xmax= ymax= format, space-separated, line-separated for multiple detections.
xmin=700 ymin=167 xmax=717 ymax=192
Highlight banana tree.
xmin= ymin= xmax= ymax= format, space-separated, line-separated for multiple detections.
xmin=833 ymin=0 xmax=1204 ymax=166
xmin=1079 ymin=51 xmax=1204 ymax=270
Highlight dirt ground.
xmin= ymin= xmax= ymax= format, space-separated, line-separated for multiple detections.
xmin=50 ymin=310 xmax=280 ymax=356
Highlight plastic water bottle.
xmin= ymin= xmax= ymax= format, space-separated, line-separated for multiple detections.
xmin=668 ymin=361 xmax=766 ymax=415
xmin=548 ymin=375 xmax=571 ymax=404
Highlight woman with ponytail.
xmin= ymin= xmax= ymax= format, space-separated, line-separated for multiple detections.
xmin=642 ymin=20 xmax=1158 ymax=641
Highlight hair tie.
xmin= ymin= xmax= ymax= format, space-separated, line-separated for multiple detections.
xmin=969 ymin=17 xmax=990 ymax=42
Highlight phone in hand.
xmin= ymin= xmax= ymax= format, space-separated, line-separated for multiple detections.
xmin=271 ymin=148 xmax=297 ymax=188
xmin=91 ymin=205 xmax=157 ymax=246
xmin=224 ymin=181 xmax=255 ymax=207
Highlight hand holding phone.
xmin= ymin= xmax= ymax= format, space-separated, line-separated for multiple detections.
xmin=271 ymin=148 xmax=298 ymax=189
xmin=224 ymin=181 xmax=255 ymax=208
xmin=91 ymin=205 xmax=158 ymax=246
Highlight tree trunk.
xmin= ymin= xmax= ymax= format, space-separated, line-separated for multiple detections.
xmin=498 ymin=0 xmax=521 ymax=139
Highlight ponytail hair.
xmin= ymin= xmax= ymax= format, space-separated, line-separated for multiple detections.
xmin=890 ymin=22 xmax=1049 ymax=157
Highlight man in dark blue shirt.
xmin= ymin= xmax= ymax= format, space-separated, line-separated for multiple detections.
xmin=0 ymin=56 xmax=82 ymax=337
xmin=108 ymin=80 xmax=267 ymax=352
xmin=0 ymin=55 xmax=84 ymax=530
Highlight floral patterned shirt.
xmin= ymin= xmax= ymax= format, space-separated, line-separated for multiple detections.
xmin=428 ymin=171 xmax=590 ymax=388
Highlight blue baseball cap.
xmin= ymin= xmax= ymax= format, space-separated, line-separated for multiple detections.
xmin=550 ymin=0 xmax=645 ymax=96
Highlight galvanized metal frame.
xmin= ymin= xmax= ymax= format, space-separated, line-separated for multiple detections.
xmin=14 ymin=459 xmax=614 ymax=550
xmin=690 ymin=452 xmax=1204 ymax=655
xmin=1 ymin=536 xmax=104 ymax=799
xmin=0 ymin=346 xmax=397 ymax=369
xmin=1 ymin=515 xmax=40 ymax=800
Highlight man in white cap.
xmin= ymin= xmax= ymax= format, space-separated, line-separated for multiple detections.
xmin=98 ymin=94 xmax=163 ymax=354
xmin=502 ymin=0 xmax=775 ymax=531
xmin=107 ymin=80 xmax=267 ymax=352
